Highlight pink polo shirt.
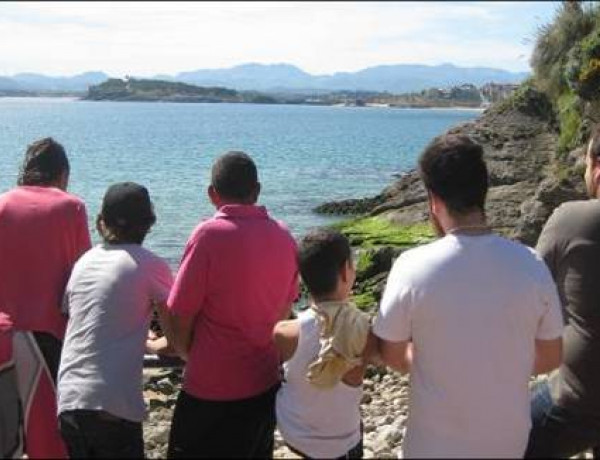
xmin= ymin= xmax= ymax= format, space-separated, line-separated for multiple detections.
xmin=0 ymin=186 xmax=91 ymax=340
xmin=167 ymin=204 xmax=298 ymax=401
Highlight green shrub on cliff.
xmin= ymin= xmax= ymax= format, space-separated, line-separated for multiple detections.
xmin=496 ymin=78 xmax=554 ymax=121
xmin=531 ymin=1 xmax=597 ymax=100
xmin=565 ymin=27 xmax=600 ymax=100
xmin=557 ymin=90 xmax=584 ymax=156
xmin=526 ymin=1 xmax=600 ymax=161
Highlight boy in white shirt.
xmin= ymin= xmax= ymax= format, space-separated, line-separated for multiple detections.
xmin=274 ymin=229 xmax=375 ymax=459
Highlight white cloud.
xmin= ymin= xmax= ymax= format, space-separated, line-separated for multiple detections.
xmin=0 ymin=1 xmax=557 ymax=76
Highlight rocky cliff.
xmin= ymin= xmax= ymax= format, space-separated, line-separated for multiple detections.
xmin=318 ymin=88 xmax=586 ymax=248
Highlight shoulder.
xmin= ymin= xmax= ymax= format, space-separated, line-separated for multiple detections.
xmin=187 ymin=217 xmax=222 ymax=244
xmin=57 ymin=189 xmax=86 ymax=207
xmin=272 ymin=219 xmax=297 ymax=247
xmin=390 ymin=237 xmax=454 ymax=276
xmin=482 ymin=234 xmax=540 ymax=262
xmin=45 ymin=188 xmax=87 ymax=215
xmin=273 ymin=318 xmax=300 ymax=362
xmin=489 ymin=236 xmax=555 ymax=284
xmin=536 ymin=200 xmax=600 ymax=254
xmin=131 ymin=246 xmax=171 ymax=271
xmin=68 ymin=245 xmax=100 ymax=275
xmin=546 ymin=200 xmax=599 ymax=231
xmin=0 ymin=187 xmax=84 ymax=209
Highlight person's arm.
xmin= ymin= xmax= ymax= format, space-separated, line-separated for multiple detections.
xmin=163 ymin=230 xmax=210 ymax=360
xmin=378 ymin=339 xmax=412 ymax=375
xmin=536 ymin=205 xmax=566 ymax=273
xmin=342 ymin=331 xmax=379 ymax=387
xmin=536 ymin=205 xmax=569 ymax=311
xmin=372 ymin=254 xmax=414 ymax=374
xmin=531 ymin=243 xmax=565 ymax=375
xmin=154 ymin=302 xmax=195 ymax=361
xmin=280 ymin=270 xmax=300 ymax=321
xmin=145 ymin=333 xmax=172 ymax=356
xmin=273 ymin=319 xmax=299 ymax=362
xmin=72 ymin=201 xmax=92 ymax=259
xmin=362 ymin=330 xmax=383 ymax=366
xmin=533 ymin=337 xmax=562 ymax=375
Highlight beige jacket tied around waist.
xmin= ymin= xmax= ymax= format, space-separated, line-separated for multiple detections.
xmin=306 ymin=300 xmax=371 ymax=389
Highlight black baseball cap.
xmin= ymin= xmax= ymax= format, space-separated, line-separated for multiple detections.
xmin=101 ymin=182 xmax=156 ymax=228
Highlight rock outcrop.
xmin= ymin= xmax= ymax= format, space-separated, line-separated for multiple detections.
xmin=317 ymin=89 xmax=587 ymax=247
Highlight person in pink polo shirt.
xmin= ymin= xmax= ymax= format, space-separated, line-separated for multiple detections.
xmin=0 ymin=138 xmax=91 ymax=458
xmin=159 ymin=151 xmax=299 ymax=458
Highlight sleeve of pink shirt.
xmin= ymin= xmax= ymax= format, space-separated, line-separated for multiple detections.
xmin=151 ymin=259 xmax=174 ymax=304
xmin=167 ymin=230 xmax=209 ymax=317
xmin=285 ymin=272 xmax=300 ymax=305
xmin=285 ymin=235 xmax=300 ymax=305
xmin=74 ymin=201 xmax=92 ymax=258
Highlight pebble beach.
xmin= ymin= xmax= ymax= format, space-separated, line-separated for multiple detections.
xmin=142 ymin=366 xmax=408 ymax=459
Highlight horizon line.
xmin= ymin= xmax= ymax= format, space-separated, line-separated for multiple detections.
xmin=1 ymin=61 xmax=531 ymax=80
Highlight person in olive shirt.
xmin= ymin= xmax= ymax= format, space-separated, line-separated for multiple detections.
xmin=525 ymin=125 xmax=600 ymax=458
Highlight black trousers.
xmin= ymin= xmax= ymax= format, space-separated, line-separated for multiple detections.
xmin=59 ymin=410 xmax=144 ymax=459
xmin=287 ymin=438 xmax=364 ymax=459
xmin=167 ymin=385 xmax=278 ymax=458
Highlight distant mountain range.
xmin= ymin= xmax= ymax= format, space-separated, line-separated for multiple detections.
xmin=0 ymin=72 xmax=109 ymax=92
xmin=0 ymin=63 xmax=528 ymax=94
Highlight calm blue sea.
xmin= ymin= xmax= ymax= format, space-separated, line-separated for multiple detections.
xmin=0 ymin=98 xmax=479 ymax=268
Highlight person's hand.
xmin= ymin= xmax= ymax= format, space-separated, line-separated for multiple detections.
xmin=145 ymin=335 xmax=178 ymax=357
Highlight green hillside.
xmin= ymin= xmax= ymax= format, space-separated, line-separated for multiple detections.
xmin=86 ymin=78 xmax=277 ymax=103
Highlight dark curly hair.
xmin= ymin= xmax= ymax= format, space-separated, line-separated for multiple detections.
xmin=18 ymin=137 xmax=69 ymax=186
xmin=418 ymin=134 xmax=488 ymax=215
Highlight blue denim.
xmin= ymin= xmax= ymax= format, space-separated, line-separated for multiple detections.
xmin=525 ymin=381 xmax=600 ymax=458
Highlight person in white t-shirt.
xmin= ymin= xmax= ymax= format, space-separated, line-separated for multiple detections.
xmin=57 ymin=182 xmax=173 ymax=458
xmin=274 ymin=229 xmax=376 ymax=459
xmin=373 ymin=134 xmax=564 ymax=458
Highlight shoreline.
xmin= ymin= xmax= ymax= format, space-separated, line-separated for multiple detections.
xmin=0 ymin=95 xmax=488 ymax=111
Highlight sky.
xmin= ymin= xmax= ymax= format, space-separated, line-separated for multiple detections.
xmin=0 ymin=1 xmax=561 ymax=77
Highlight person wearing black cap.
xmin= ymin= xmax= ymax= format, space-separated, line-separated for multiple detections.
xmin=56 ymin=182 xmax=173 ymax=459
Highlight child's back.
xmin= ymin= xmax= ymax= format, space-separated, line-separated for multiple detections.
xmin=277 ymin=307 xmax=363 ymax=459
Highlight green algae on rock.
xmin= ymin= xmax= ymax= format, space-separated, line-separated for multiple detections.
xmin=334 ymin=217 xmax=434 ymax=248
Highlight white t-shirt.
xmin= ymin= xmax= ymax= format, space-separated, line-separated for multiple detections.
xmin=276 ymin=310 xmax=363 ymax=458
xmin=58 ymin=243 xmax=173 ymax=422
xmin=373 ymin=233 xmax=563 ymax=458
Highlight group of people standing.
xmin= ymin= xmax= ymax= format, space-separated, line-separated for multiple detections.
xmin=0 ymin=128 xmax=599 ymax=459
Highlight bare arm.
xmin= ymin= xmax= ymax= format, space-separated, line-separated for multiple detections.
xmin=342 ymin=331 xmax=380 ymax=387
xmin=533 ymin=337 xmax=562 ymax=375
xmin=273 ymin=320 xmax=299 ymax=362
xmin=154 ymin=301 xmax=195 ymax=362
xmin=363 ymin=330 xmax=383 ymax=367
xmin=145 ymin=335 xmax=173 ymax=356
xmin=377 ymin=337 xmax=412 ymax=375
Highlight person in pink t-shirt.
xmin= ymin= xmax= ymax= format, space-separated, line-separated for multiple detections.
xmin=157 ymin=151 xmax=298 ymax=458
xmin=0 ymin=138 xmax=91 ymax=459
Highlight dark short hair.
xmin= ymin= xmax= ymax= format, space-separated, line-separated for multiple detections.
xmin=97 ymin=182 xmax=156 ymax=245
xmin=18 ymin=137 xmax=70 ymax=186
xmin=589 ymin=124 xmax=600 ymax=158
xmin=211 ymin=151 xmax=259 ymax=203
xmin=418 ymin=134 xmax=488 ymax=215
xmin=298 ymin=228 xmax=352 ymax=299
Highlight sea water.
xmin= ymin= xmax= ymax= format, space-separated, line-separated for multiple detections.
xmin=0 ymin=98 xmax=479 ymax=268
